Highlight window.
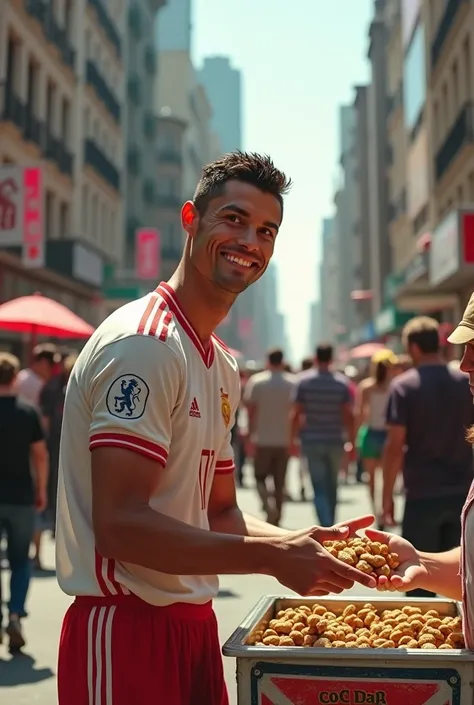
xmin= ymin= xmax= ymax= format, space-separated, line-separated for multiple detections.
xmin=457 ymin=184 xmax=464 ymax=204
xmin=433 ymin=100 xmax=439 ymax=147
xmin=59 ymin=202 xmax=69 ymax=237
xmin=27 ymin=58 xmax=39 ymax=115
xmin=46 ymin=81 xmax=55 ymax=131
xmin=82 ymin=186 xmax=88 ymax=232
xmin=91 ymin=193 xmax=98 ymax=240
xmin=45 ymin=191 xmax=54 ymax=239
xmin=452 ymin=60 xmax=459 ymax=114
xmin=403 ymin=24 xmax=427 ymax=130
xmin=441 ymin=82 xmax=448 ymax=137
xmin=61 ymin=98 xmax=70 ymax=146
xmin=463 ymin=37 xmax=471 ymax=104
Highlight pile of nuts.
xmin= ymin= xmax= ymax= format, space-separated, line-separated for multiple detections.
xmin=323 ymin=537 xmax=400 ymax=589
xmin=251 ymin=603 xmax=465 ymax=649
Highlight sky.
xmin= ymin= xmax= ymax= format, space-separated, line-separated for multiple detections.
xmin=193 ymin=0 xmax=373 ymax=361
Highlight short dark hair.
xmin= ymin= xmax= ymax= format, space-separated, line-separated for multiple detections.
xmin=267 ymin=348 xmax=284 ymax=366
xmin=301 ymin=357 xmax=313 ymax=371
xmin=0 ymin=352 xmax=20 ymax=386
xmin=193 ymin=151 xmax=292 ymax=217
xmin=33 ymin=343 xmax=59 ymax=366
xmin=316 ymin=344 xmax=333 ymax=364
xmin=402 ymin=316 xmax=440 ymax=354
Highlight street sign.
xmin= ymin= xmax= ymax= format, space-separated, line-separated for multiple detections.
xmin=135 ymin=228 xmax=160 ymax=280
xmin=22 ymin=167 xmax=44 ymax=268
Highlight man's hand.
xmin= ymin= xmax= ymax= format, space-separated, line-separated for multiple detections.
xmin=270 ymin=517 xmax=377 ymax=596
xmin=289 ymin=442 xmax=300 ymax=458
xmin=365 ymin=528 xmax=428 ymax=592
xmin=35 ymin=488 xmax=48 ymax=512
xmin=380 ymin=498 xmax=397 ymax=527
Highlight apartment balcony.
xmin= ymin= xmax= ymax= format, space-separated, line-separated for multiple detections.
xmin=84 ymin=138 xmax=120 ymax=191
xmin=128 ymin=4 xmax=143 ymax=40
xmin=86 ymin=61 xmax=120 ymax=123
xmin=127 ymin=145 xmax=141 ymax=175
xmin=435 ymin=101 xmax=474 ymax=182
xmin=87 ymin=0 xmax=121 ymax=57
xmin=25 ymin=0 xmax=75 ymax=71
xmin=157 ymin=147 xmax=182 ymax=165
xmin=143 ymin=112 xmax=156 ymax=141
xmin=24 ymin=106 xmax=45 ymax=150
xmin=45 ymin=129 xmax=73 ymax=176
xmin=0 ymin=83 xmax=26 ymax=132
xmin=431 ymin=0 xmax=468 ymax=69
xmin=156 ymin=193 xmax=182 ymax=209
xmin=127 ymin=75 xmax=141 ymax=105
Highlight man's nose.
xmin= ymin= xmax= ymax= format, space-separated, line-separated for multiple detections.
xmin=238 ymin=227 xmax=259 ymax=249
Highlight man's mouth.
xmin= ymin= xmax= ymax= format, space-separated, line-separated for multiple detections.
xmin=221 ymin=252 xmax=257 ymax=269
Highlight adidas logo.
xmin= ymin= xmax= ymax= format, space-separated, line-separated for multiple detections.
xmin=189 ymin=397 xmax=201 ymax=418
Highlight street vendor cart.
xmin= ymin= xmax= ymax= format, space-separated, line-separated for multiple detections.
xmin=222 ymin=595 xmax=474 ymax=705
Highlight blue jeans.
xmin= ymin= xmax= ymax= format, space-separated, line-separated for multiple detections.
xmin=303 ymin=443 xmax=344 ymax=526
xmin=0 ymin=504 xmax=35 ymax=621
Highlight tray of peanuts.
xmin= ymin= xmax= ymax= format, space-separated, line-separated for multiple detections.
xmin=222 ymin=537 xmax=474 ymax=705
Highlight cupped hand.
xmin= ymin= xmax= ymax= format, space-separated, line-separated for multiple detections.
xmin=332 ymin=514 xmax=375 ymax=538
xmin=365 ymin=528 xmax=429 ymax=592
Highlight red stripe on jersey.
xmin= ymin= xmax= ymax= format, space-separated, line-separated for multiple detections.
xmin=137 ymin=294 xmax=158 ymax=335
xmin=148 ymin=300 xmax=166 ymax=338
xmin=90 ymin=432 xmax=168 ymax=465
xmin=159 ymin=311 xmax=173 ymax=342
xmin=215 ymin=459 xmax=235 ymax=475
xmin=212 ymin=333 xmax=231 ymax=353
xmin=95 ymin=549 xmax=111 ymax=595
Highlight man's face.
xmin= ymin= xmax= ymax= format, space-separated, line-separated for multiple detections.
xmin=460 ymin=341 xmax=474 ymax=395
xmin=183 ymin=180 xmax=281 ymax=294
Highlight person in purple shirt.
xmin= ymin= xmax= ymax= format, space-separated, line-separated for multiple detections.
xmin=382 ymin=316 xmax=474 ymax=597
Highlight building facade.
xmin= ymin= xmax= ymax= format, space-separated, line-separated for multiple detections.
xmin=0 ymin=0 xmax=126 ymax=327
xmin=199 ymin=56 xmax=242 ymax=153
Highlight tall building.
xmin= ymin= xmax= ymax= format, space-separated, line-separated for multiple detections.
xmin=199 ymin=57 xmax=242 ymax=153
xmin=0 ymin=0 xmax=126 ymax=328
xmin=425 ymin=0 xmax=474 ymax=322
xmin=155 ymin=0 xmax=191 ymax=52
xmin=318 ymin=217 xmax=341 ymax=345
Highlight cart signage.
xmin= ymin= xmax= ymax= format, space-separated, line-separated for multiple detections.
xmin=252 ymin=665 xmax=460 ymax=705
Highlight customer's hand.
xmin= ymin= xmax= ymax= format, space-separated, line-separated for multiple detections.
xmin=270 ymin=518 xmax=376 ymax=596
xmin=365 ymin=528 xmax=428 ymax=592
xmin=35 ymin=488 xmax=48 ymax=513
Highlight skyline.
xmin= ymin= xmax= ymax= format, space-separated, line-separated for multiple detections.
xmin=193 ymin=0 xmax=373 ymax=362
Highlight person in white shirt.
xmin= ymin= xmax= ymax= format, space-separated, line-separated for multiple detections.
xmin=15 ymin=343 xmax=59 ymax=407
xmin=367 ymin=292 xmax=474 ymax=649
xmin=56 ymin=152 xmax=376 ymax=705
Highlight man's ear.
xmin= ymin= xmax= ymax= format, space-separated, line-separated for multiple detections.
xmin=181 ymin=201 xmax=199 ymax=238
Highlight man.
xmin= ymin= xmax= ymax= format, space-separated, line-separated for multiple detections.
xmin=244 ymin=348 xmax=296 ymax=525
xmin=40 ymin=353 xmax=77 ymax=535
xmin=56 ymin=152 xmax=376 ymax=705
xmin=367 ymin=294 xmax=474 ymax=649
xmin=382 ymin=316 xmax=474 ymax=597
xmin=0 ymin=353 xmax=48 ymax=651
xmin=15 ymin=343 xmax=59 ymax=406
xmin=291 ymin=344 xmax=355 ymax=526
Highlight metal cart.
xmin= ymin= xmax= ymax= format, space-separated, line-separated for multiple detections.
xmin=222 ymin=595 xmax=474 ymax=705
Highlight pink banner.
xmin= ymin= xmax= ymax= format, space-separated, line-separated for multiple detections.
xmin=22 ymin=167 xmax=44 ymax=268
xmin=135 ymin=228 xmax=160 ymax=280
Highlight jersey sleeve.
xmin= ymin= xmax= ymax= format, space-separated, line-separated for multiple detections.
xmin=215 ymin=427 xmax=236 ymax=475
xmin=87 ymin=335 xmax=183 ymax=467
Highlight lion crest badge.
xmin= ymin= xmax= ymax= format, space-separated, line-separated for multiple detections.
xmin=220 ymin=388 xmax=231 ymax=428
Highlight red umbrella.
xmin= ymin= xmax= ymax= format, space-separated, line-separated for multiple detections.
xmin=350 ymin=342 xmax=385 ymax=360
xmin=0 ymin=293 xmax=95 ymax=339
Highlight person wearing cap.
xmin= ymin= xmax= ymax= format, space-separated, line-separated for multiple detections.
xmin=381 ymin=315 xmax=474 ymax=597
xmin=355 ymin=349 xmax=398 ymax=520
xmin=366 ymin=298 xmax=474 ymax=649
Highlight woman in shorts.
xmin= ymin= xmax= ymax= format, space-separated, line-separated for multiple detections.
xmin=356 ymin=350 xmax=398 ymax=518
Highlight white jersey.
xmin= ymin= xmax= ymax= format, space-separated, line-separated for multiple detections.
xmin=56 ymin=282 xmax=240 ymax=606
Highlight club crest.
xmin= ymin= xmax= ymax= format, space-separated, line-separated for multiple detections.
xmin=220 ymin=387 xmax=231 ymax=428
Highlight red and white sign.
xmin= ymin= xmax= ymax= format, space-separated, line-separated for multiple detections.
xmin=430 ymin=209 xmax=474 ymax=286
xmin=22 ymin=167 xmax=44 ymax=268
xmin=258 ymin=675 xmax=454 ymax=705
xmin=135 ymin=228 xmax=160 ymax=280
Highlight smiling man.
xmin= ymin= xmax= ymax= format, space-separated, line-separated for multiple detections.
xmin=55 ymin=152 xmax=376 ymax=705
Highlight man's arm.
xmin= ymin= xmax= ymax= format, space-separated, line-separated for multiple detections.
xmin=342 ymin=402 xmax=356 ymax=447
xmin=31 ymin=441 xmax=49 ymax=509
xmin=382 ymin=425 xmax=405 ymax=513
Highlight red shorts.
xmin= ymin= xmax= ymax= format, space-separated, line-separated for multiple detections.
xmin=58 ymin=594 xmax=229 ymax=705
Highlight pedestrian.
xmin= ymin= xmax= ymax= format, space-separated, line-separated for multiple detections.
xmin=367 ymin=294 xmax=474 ymax=648
xmin=290 ymin=344 xmax=356 ymax=526
xmin=0 ymin=353 xmax=48 ymax=651
xmin=294 ymin=357 xmax=315 ymax=501
xmin=39 ymin=353 xmax=77 ymax=539
xmin=15 ymin=343 xmax=59 ymax=407
xmin=356 ymin=349 xmax=398 ymax=519
xmin=381 ymin=316 xmax=474 ymax=597
xmin=55 ymin=152 xmax=376 ymax=705
xmin=15 ymin=343 xmax=59 ymax=568
xmin=244 ymin=348 xmax=296 ymax=525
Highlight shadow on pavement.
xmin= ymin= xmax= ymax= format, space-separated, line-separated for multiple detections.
xmin=0 ymin=652 xmax=54 ymax=686
xmin=32 ymin=568 xmax=56 ymax=579
xmin=217 ymin=589 xmax=239 ymax=599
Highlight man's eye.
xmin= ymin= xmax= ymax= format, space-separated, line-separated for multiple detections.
xmin=227 ymin=214 xmax=241 ymax=224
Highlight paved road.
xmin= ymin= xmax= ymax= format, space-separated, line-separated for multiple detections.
xmin=0 ymin=462 xmax=402 ymax=703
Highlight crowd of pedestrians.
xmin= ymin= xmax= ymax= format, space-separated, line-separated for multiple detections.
xmin=236 ymin=315 xmax=474 ymax=602
xmin=0 ymin=343 xmax=75 ymax=650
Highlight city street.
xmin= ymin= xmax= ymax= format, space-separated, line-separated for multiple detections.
xmin=0 ymin=462 xmax=402 ymax=704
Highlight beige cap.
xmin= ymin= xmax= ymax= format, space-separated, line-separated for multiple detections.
xmin=448 ymin=293 xmax=474 ymax=344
